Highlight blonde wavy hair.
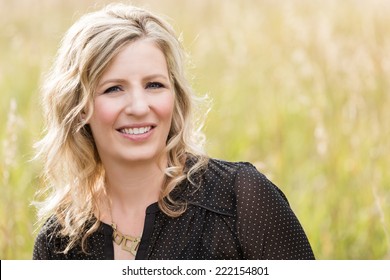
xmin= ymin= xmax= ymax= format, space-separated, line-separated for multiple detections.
xmin=35 ymin=3 xmax=209 ymax=253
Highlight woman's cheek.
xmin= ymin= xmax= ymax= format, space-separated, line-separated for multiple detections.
xmin=155 ymin=93 xmax=175 ymax=118
xmin=93 ymin=98 xmax=120 ymax=124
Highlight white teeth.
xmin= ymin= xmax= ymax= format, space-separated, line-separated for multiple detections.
xmin=121 ymin=126 xmax=152 ymax=135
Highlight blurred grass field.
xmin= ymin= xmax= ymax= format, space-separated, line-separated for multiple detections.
xmin=1 ymin=0 xmax=389 ymax=259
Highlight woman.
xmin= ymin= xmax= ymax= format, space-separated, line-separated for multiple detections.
xmin=33 ymin=3 xmax=315 ymax=260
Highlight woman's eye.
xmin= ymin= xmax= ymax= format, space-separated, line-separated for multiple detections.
xmin=146 ymin=82 xmax=164 ymax=89
xmin=103 ymin=86 xmax=122 ymax=94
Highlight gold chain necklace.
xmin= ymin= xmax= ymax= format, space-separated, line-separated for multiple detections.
xmin=108 ymin=198 xmax=141 ymax=256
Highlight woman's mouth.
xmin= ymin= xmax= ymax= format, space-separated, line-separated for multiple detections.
xmin=119 ymin=126 xmax=153 ymax=135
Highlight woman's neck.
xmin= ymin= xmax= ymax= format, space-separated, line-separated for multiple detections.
xmin=104 ymin=158 xmax=166 ymax=211
xmin=100 ymin=158 xmax=167 ymax=259
xmin=105 ymin=163 xmax=165 ymax=205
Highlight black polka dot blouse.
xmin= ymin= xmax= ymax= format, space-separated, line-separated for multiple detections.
xmin=33 ymin=158 xmax=315 ymax=260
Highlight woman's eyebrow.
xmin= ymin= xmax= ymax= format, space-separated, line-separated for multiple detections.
xmin=98 ymin=74 xmax=170 ymax=87
xmin=97 ymin=78 xmax=127 ymax=88
xmin=142 ymin=74 xmax=170 ymax=81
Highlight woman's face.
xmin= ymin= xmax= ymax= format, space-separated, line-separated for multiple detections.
xmin=88 ymin=39 xmax=174 ymax=166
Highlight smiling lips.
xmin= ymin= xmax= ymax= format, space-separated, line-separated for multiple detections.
xmin=119 ymin=126 xmax=153 ymax=135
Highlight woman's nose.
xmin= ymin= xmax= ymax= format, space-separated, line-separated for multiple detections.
xmin=124 ymin=89 xmax=150 ymax=116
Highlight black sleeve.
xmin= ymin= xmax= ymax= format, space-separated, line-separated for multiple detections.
xmin=235 ymin=163 xmax=315 ymax=259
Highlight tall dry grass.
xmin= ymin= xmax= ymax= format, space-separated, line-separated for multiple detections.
xmin=0 ymin=0 xmax=389 ymax=259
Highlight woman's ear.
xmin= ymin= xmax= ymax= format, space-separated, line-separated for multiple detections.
xmin=81 ymin=102 xmax=92 ymax=124
xmin=80 ymin=111 xmax=89 ymax=124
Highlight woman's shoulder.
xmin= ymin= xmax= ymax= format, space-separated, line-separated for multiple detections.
xmin=207 ymin=158 xmax=287 ymax=199
xmin=204 ymin=158 xmax=276 ymax=190
xmin=207 ymin=157 xmax=255 ymax=174
xmin=183 ymin=157 xmax=288 ymax=214
xmin=33 ymin=215 xmax=108 ymax=259
xmin=33 ymin=216 xmax=66 ymax=259
xmin=35 ymin=216 xmax=62 ymax=240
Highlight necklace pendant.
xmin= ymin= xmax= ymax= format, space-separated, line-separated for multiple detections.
xmin=112 ymin=223 xmax=124 ymax=246
xmin=111 ymin=223 xmax=141 ymax=256
xmin=122 ymin=235 xmax=141 ymax=256
xmin=113 ymin=230 xmax=124 ymax=246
